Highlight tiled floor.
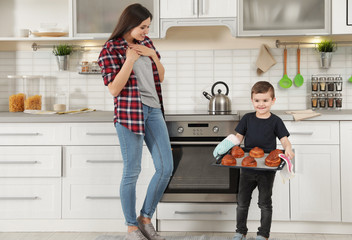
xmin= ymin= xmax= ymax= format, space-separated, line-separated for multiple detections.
xmin=0 ymin=232 xmax=352 ymax=240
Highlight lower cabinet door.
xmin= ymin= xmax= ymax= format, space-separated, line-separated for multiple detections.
xmin=0 ymin=178 xmax=61 ymax=219
xmin=62 ymin=180 xmax=148 ymax=219
xmin=290 ymin=145 xmax=340 ymax=222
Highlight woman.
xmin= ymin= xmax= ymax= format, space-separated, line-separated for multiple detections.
xmin=98 ymin=4 xmax=173 ymax=240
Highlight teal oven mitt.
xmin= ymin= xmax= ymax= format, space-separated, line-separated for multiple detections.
xmin=213 ymin=134 xmax=241 ymax=159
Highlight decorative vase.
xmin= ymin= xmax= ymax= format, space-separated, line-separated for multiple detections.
xmin=56 ymin=55 xmax=69 ymax=71
xmin=320 ymin=52 xmax=333 ymax=69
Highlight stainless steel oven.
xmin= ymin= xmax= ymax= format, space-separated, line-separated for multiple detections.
xmin=161 ymin=114 xmax=240 ymax=203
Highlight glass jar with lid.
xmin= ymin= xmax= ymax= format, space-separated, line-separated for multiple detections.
xmin=81 ymin=61 xmax=89 ymax=73
xmin=319 ymin=93 xmax=326 ymax=108
xmin=311 ymin=76 xmax=319 ymax=91
xmin=335 ymin=93 xmax=342 ymax=108
xmin=90 ymin=61 xmax=100 ymax=73
xmin=319 ymin=77 xmax=326 ymax=91
xmin=311 ymin=93 xmax=318 ymax=109
xmin=327 ymin=77 xmax=335 ymax=91
xmin=327 ymin=93 xmax=334 ymax=108
xmin=335 ymin=76 xmax=343 ymax=91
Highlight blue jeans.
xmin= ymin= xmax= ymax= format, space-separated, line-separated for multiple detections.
xmin=236 ymin=170 xmax=276 ymax=238
xmin=115 ymin=104 xmax=173 ymax=226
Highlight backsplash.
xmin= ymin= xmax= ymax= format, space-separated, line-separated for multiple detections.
xmin=0 ymin=46 xmax=351 ymax=113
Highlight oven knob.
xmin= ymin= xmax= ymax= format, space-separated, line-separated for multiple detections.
xmin=213 ymin=126 xmax=219 ymax=133
xmin=177 ymin=127 xmax=184 ymax=133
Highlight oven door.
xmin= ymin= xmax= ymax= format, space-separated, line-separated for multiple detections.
xmin=161 ymin=141 xmax=239 ymax=203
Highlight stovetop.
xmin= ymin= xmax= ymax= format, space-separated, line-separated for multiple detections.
xmin=164 ymin=110 xmax=239 ymax=122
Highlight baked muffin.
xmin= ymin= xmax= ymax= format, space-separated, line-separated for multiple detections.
xmin=249 ymin=147 xmax=264 ymax=158
xmin=231 ymin=146 xmax=245 ymax=158
xmin=221 ymin=154 xmax=237 ymax=166
xmin=265 ymin=149 xmax=283 ymax=167
xmin=241 ymin=156 xmax=257 ymax=167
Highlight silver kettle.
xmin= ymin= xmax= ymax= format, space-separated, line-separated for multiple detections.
xmin=203 ymin=81 xmax=231 ymax=115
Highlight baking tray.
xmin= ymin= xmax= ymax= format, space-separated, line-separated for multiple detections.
xmin=212 ymin=147 xmax=285 ymax=171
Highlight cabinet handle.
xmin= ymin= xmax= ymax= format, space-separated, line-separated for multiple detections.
xmin=193 ymin=0 xmax=197 ymax=15
xmin=174 ymin=211 xmax=222 ymax=215
xmin=0 ymin=161 xmax=38 ymax=164
xmin=0 ymin=133 xmax=40 ymax=136
xmin=86 ymin=133 xmax=115 ymax=136
xmin=290 ymin=131 xmax=314 ymax=135
xmin=0 ymin=196 xmax=39 ymax=200
xmin=86 ymin=196 xmax=120 ymax=200
xmin=86 ymin=160 xmax=122 ymax=164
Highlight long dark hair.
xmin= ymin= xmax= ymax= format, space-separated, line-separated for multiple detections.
xmin=108 ymin=3 xmax=152 ymax=41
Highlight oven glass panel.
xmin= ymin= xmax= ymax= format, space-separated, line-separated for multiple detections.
xmin=165 ymin=144 xmax=239 ymax=193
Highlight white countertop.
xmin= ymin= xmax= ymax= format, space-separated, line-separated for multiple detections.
xmin=0 ymin=109 xmax=351 ymax=122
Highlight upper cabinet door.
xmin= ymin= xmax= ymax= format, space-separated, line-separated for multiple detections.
xmin=73 ymin=0 xmax=159 ymax=39
xmin=160 ymin=0 xmax=198 ymax=18
xmin=238 ymin=0 xmax=331 ymax=36
xmin=160 ymin=0 xmax=236 ymax=18
xmin=200 ymin=0 xmax=237 ymax=18
xmin=332 ymin=0 xmax=352 ymax=34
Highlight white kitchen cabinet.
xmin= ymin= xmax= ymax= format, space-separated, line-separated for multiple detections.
xmin=72 ymin=0 xmax=159 ymax=39
xmin=68 ymin=122 xmax=117 ymax=145
xmin=340 ymin=121 xmax=352 ymax=222
xmin=159 ymin=0 xmax=237 ymax=37
xmin=332 ymin=0 xmax=352 ymax=34
xmin=160 ymin=0 xmax=236 ymax=18
xmin=290 ymin=145 xmax=340 ymax=222
xmin=0 ymin=178 xmax=61 ymax=219
xmin=238 ymin=0 xmax=331 ymax=36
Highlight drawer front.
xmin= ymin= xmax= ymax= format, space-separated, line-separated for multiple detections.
xmin=64 ymin=146 xmax=153 ymax=180
xmin=0 ymin=178 xmax=61 ymax=219
xmin=68 ymin=123 xmax=118 ymax=145
xmin=282 ymin=121 xmax=339 ymax=145
xmin=0 ymin=123 xmax=66 ymax=145
xmin=62 ymin=182 xmax=147 ymax=219
xmin=0 ymin=146 xmax=61 ymax=177
xmin=157 ymin=203 xmax=236 ymax=221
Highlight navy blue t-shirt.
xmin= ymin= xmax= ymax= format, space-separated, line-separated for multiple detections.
xmin=235 ymin=112 xmax=290 ymax=151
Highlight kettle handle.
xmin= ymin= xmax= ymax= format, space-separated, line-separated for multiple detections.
xmin=211 ymin=81 xmax=229 ymax=96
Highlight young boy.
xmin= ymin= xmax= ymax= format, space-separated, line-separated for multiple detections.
xmin=213 ymin=81 xmax=294 ymax=240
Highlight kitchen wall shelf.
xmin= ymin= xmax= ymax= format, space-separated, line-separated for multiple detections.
xmin=31 ymin=43 xmax=102 ymax=51
xmin=78 ymin=72 xmax=100 ymax=75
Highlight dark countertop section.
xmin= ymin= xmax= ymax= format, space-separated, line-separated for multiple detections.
xmin=0 ymin=109 xmax=351 ymax=123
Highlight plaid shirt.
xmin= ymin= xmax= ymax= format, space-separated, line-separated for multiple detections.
xmin=98 ymin=36 xmax=164 ymax=135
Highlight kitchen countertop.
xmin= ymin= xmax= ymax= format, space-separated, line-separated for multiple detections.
xmin=0 ymin=109 xmax=352 ymax=122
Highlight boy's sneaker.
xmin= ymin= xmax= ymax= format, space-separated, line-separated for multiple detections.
xmin=137 ymin=217 xmax=165 ymax=240
xmin=255 ymin=236 xmax=267 ymax=240
xmin=125 ymin=229 xmax=148 ymax=240
xmin=233 ymin=233 xmax=246 ymax=240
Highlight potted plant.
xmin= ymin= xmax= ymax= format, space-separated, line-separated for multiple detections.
xmin=316 ymin=40 xmax=336 ymax=69
xmin=53 ymin=44 xmax=73 ymax=71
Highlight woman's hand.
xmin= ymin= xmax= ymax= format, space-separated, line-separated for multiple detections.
xmin=129 ymin=44 xmax=156 ymax=58
xmin=126 ymin=47 xmax=140 ymax=63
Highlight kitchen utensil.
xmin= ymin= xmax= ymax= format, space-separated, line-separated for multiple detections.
xmin=203 ymin=81 xmax=231 ymax=115
xmin=279 ymin=48 xmax=292 ymax=89
xmin=32 ymin=32 xmax=67 ymax=37
xmin=294 ymin=48 xmax=304 ymax=87
xmin=349 ymin=75 xmax=352 ymax=83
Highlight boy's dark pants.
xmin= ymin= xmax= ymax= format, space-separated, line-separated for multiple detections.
xmin=236 ymin=170 xmax=276 ymax=238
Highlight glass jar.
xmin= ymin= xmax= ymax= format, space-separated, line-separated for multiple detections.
xmin=53 ymin=91 xmax=67 ymax=112
xmin=81 ymin=61 xmax=89 ymax=73
xmin=311 ymin=77 xmax=319 ymax=91
xmin=327 ymin=77 xmax=335 ymax=91
xmin=335 ymin=93 xmax=342 ymax=108
xmin=327 ymin=93 xmax=334 ymax=108
xmin=335 ymin=76 xmax=343 ymax=91
xmin=319 ymin=93 xmax=326 ymax=108
xmin=90 ymin=61 xmax=100 ymax=73
xmin=311 ymin=93 xmax=318 ymax=109
xmin=319 ymin=77 xmax=326 ymax=91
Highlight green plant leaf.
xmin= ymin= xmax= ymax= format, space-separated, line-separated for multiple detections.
xmin=316 ymin=40 xmax=337 ymax=52
xmin=52 ymin=44 xmax=73 ymax=56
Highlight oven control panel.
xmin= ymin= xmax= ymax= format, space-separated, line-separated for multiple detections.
xmin=167 ymin=121 xmax=238 ymax=137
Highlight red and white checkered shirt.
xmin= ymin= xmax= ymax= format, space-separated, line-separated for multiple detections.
xmin=98 ymin=36 xmax=164 ymax=135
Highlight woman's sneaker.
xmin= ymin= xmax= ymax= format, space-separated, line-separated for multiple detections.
xmin=137 ymin=217 xmax=165 ymax=240
xmin=233 ymin=233 xmax=246 ymax=240
xmin=125 ymin=229 xmax=148 ymax=240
